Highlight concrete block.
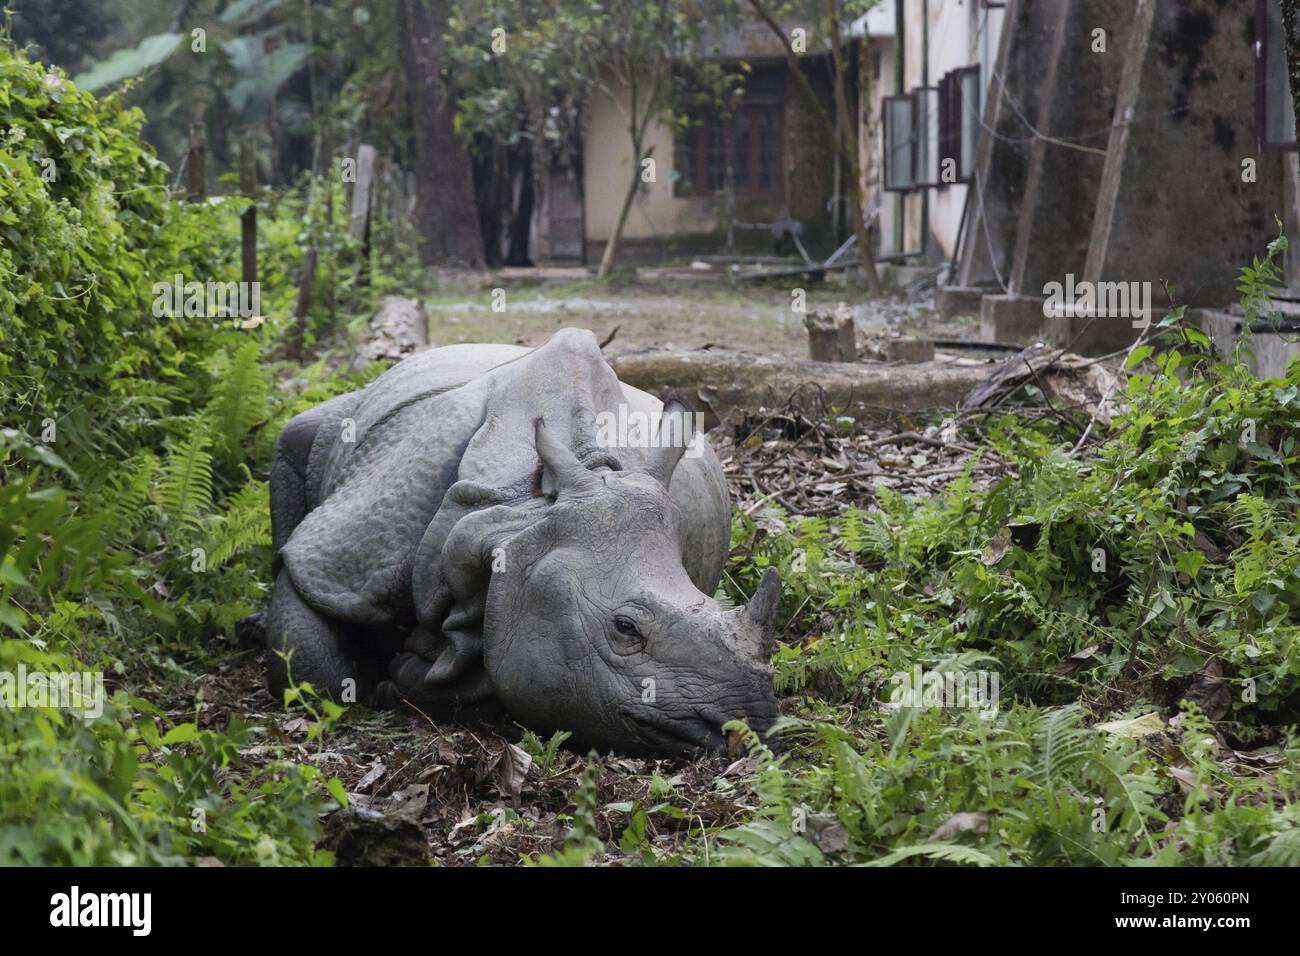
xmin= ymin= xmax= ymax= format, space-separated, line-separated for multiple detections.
xmin=862 ymin=336 xmax=936 ymax=364
xmin=936 ymin=285 xmax=990 ymax=320
xmin=1195 ymin=308 xmax=1300 ymax=379
xmin=980 ymin=294 xmax=1046 ymax=346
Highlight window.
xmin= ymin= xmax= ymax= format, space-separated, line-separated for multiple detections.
xmin=912 ymin=85 xmax=941 ymax=187
xmin=882 ymin=94 xmax=914 ymax=191
xmin=674 ymin=76 xmax=784 ymax=200
xmin=883 ymin=86 xmax=943 ymax=190
xmin=939 ymin=65 xmax=981 ymax=184
xmin=1257 ymin=0 xmax=1297 ymax=150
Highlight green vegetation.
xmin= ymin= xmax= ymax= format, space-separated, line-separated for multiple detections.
xmin=0 ymin=45 xmax=368 ymax=864
xmin=3 ymin=38 xmax=1300 ymax=867
xmin=707 ymin=240 xmax=1300 ymax=865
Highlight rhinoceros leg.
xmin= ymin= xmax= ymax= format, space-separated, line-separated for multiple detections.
xmin=241 ymin=395 xmax=353 ymax=667
xmin=265 ymin=569 xmax=359 ymax=700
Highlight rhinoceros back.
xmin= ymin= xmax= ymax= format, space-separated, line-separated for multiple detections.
xmin=278 ymin=330 xmax=729 ymax=626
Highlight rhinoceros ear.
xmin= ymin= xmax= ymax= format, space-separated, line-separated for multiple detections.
xmin=534 ymin=417 xmax=602 ymax=499
xmin=645 ymin=394 xmax=697 ymax=489
xmin=743 ymin=567 xmax=781 ymax=655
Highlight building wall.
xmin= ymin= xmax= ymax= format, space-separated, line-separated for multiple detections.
xmin=581 ymin=61 xmax=838 ymax=262
xmin=860 ymin=39 xmax=890 ymax=247
xmin=923 ymin=0 xmax=978 ymax=258
xmin=581 ymin=72 xmax=717 ymax=248
xmin=862 ymin=0 xmax=1003 ymax=261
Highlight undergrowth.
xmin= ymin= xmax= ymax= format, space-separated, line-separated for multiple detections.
xmin=0 ymin=44 xmax=377 ymax=864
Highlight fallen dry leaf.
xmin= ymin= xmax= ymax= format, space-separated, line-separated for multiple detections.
xmin=493 ymin=742 xmax=532 ymax=801
xmin=806 ymin=813 xmax=851 ymax=853
xmin=982 ymin=531 xmax=1011 ymax=566
xmin=354 ymin=761 xmax=386 ymax=793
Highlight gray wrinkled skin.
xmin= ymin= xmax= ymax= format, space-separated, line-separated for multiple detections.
xmin=264 ymin=328 xmax=779 ymax=756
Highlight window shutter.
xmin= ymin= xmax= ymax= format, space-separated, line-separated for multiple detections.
xmin=912 ymin=86 xmax=941 ymax=188
xmin=882 ymin=94 xmax=915 ymax=191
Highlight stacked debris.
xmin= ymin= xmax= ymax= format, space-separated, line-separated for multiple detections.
xmin=710 ymin=346 xmax=1127 ymax=517
xmin=960 ymin=343 xmax=1124 ymax=426
xmin=713 ymin=407 xmax=1015 ymax=517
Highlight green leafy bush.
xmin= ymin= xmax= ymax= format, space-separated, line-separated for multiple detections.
xmin=0 ymin=43 xmax=364 ymax=865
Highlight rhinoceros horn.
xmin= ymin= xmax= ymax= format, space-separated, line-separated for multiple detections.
xmin=645 ymin=395 xmax=696 ymax=488
xmin=741 ymin=566 xmax=781 ymax=658
xmin=534 ymin=417 xmax=602 ymax=499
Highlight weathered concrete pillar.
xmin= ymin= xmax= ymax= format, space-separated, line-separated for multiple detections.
xmin=959 ymin=0 xmax=1129 ymax=345
xmin=1081 ymin=0 xmax=1282 ymax=338
xmin=967 ymin=0 xmax=1282 ymax=355
xmin=1009 ymin=0 xmax=1134 ymax=297
xmin=957 ymin=0 xmax=1040 ymax=292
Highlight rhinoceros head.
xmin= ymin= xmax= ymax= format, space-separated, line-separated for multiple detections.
xmin=470 ymin=413 xmax=780 ymax=757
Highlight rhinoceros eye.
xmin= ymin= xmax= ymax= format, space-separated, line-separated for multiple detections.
xmin=611 ymin=615 xmax=645 ymax=652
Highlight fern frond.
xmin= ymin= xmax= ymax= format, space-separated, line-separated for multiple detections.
xmin=1033 ymin=704 xmax=1090 ymax=790
xmin=863 ymin=842 xmax=997 ymax=868
xmin=715 ymin=819 xmax=824 ymax=866
xmin=157 ymin=425 xmax=214 ymax=542
xmin=205 ymin=340 xmax=271 ymax=462
xmin=841 ymin=508 xmax=866 ymax=553
xmin=1248 ymin=823 xmax=1300 ymax=866
xmin=205 ymin=480 xmax=271 ymax=568
xmin=105 ymin=452 xmax=156 ymax=546
xmin=723 ymin=718 xmax=790 ymax=817
xmin=1091 ymin=740 xmax=1165 ymax=854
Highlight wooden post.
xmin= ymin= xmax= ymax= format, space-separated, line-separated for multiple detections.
xmin=350 ymin=143 xmax=377 ymax=298
xmin=239 ymin=135 xmax=258 ymax=292
xmin=325 ymin=137 xmax=337 ymax=332
xmin=804 ymin=304 xmax=858 ymax=363
xmin=186 ymin=122 xmax=207 ymax=199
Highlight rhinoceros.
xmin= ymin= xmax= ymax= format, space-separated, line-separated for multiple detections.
xmin=263 ymin=327 xmax=780 ymax=756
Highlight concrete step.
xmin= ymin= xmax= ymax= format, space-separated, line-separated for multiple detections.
xmin=1194 ymin=308 xmax=1300 ymax=379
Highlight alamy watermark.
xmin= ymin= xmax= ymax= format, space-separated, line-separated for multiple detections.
xmin=151 ymin=273 xmax=261 ymax=319
xmin=594 ymin=404 xmax=705 ymax=458
xmin=49 ymin=886 xmax=151 ymax=936
xmin=887 ymin=664 xmax=1000 ymax=719
xmin=1043 ymin=274 xmax=1151 ymax=329
xmin=0 ymin=664 xmax=105 ymax=719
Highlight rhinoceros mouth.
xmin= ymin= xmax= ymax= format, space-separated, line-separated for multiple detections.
xmin=619 ymin=706 xmax=720 ymax=754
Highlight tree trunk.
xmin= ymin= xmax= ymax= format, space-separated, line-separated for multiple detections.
xmin=1281 ymin=2 xmax=1300 ymax=144
xmin=825 ymin=0 xmax=881 ymax=296
xmin=397 ymin=0 xmax=485 ymax=267
xmin=239 ymin=134 xmax=257 ymax=290
xmin=185 ymin=120 xmax=206 ymax=200
xmin=747 ymin=0 xmax=883 ymax=296
xmin=597 ymin=63 xmax=662 ymax=279
xmin=506 ymin=148 xmax=535 ymax=266
xmin=597 ymin=139 xmax=645 ymax=279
